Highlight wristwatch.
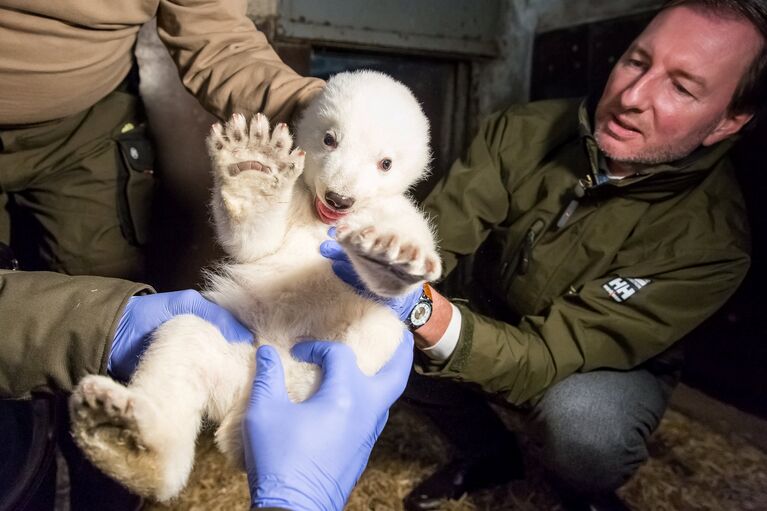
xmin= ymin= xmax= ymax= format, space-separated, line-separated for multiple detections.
xmin=405 ymin=283 xmax=433 ymax=330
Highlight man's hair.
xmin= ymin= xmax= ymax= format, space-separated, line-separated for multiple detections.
xmin=663 ymin=0 xmax=767 ymax=119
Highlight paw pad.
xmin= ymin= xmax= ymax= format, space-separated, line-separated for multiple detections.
xmin=207 ymin=113 xmax=305 ymax=186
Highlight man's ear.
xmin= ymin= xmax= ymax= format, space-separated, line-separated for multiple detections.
xmin=702 ymin=111 xmax=754 ymax=146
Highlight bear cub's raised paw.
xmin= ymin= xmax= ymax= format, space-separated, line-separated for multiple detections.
xmin=336 ymin=223 xmax=442 ymax=297
xmin=207 ymin=113 xmax=305 ymax=211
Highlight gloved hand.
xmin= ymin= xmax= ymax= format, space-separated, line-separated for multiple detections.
xmin=319 ymin=237 xmax=423 ymax=322
xmin=108 ymin=290 xmax=253 ymax=381
xmin=243 ymin=332 xmax=414 ymax=511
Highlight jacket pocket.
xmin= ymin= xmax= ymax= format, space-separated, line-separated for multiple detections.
xmin=115 ymin=124 xmax=156 ymax=246
xmin=500 ymin=218 xmax=546 ymax=283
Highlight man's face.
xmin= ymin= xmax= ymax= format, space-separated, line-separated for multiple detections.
xmin=594 ymin=6 xmax=763 ymax=170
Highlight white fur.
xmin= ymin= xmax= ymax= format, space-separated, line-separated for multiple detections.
xmin=69 ymin=70 xmax=441 ymax=501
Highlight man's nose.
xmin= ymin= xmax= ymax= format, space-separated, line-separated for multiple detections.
xmin=619 ymin=73 xmax=654 ymax=111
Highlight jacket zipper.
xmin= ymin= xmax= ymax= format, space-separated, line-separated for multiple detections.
xmin=556 ymin=175 xmax=598 ymax=230
xmin=518 ymin=218 xmax=546 ymax=276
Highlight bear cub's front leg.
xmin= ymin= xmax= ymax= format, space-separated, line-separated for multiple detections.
xmin=207 ymin=113 xmax=305 ymax=261
xmin=337 ymin=201 xmax=442 ymax=297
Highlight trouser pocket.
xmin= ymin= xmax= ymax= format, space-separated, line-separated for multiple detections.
xmin=115 ymin=123 xmax=156 ymax=246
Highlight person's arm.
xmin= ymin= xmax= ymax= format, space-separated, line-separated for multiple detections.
xmin=0 ymin=270 xmax=149 ymax=398
xmin=242 ymin=333 xmax=414 ymax=511
xmin=0 ymin=271 xmax=253 ymax=398
xmin=422 ymin=101 xmax=583 ymax=278
xmin=322 ymin=238 xmax=749 ymax=405
xmin=420 ymin=111 xmax=514 ymax=277
xmin=416 ymin=248 xmax=750 ymax=404
xmin=156 ymin=0 xmax=324 ymax=123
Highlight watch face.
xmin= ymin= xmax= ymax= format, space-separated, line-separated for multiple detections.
xmin=410 ymin=301 xmax=432 ymax=327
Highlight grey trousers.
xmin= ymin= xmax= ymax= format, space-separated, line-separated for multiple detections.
xmin=405 ymin=363 xmax=677 ymax=495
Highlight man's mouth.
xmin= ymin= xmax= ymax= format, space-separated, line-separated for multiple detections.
xmin=314 ymin=197 xmax=348 ymax=224
xmin=605 ymin=114 xmax=642 ymax=140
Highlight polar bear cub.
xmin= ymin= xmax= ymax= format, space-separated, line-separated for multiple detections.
xmin=69 ymin=70 xmax=441 ymax=501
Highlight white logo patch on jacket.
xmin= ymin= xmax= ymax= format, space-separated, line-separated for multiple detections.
xmin=603 ymin=277 xmax=651 ymax=303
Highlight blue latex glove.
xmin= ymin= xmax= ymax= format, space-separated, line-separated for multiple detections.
xmin=108 ymin=290 xmax=253 ymax=381
xmin=243 ymin=332 xmax=414 ymax=511
xmin=319 ymin=238 xmax=422 ymax=322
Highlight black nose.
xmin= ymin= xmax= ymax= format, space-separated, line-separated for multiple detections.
xmin=325 ymin=191 xmax=355 ymax=210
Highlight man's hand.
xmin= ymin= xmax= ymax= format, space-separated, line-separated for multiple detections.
xmin=108 ymin=290 xmax=253 ymax=381
xmin=320 ymin=238 xmax=423 ymax=322
xmin=243 ymin=333 xmax=414 ymax=511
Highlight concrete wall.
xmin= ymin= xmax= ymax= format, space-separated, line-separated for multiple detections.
xmin=475 ymin=0 xmax=664 ymax=115
xmin=271 ymin=0 xmax=503 ymax=57
xmin=536 ymin=0 xmax=665 ymax=32
xmin=244 ymin=0 xmax=663 ymax=116
xmin=237 ymin=0 xmax=666 ymax=188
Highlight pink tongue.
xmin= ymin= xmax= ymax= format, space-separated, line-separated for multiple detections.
xmin=315 ymin=197 xmax=346 ymax=224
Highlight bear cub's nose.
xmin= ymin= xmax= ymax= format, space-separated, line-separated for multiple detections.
xmin=325 ymin=191 xmax=355 ymax=210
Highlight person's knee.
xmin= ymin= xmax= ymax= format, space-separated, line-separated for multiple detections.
xmin=532 ymin=380 xmax=650 ymax=493
xmin=542 ymin=417 xmax=644 ymax=492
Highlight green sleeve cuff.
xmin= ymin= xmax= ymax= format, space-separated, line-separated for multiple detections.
xmin=413 ymin=302 xmax=555 ymax=406
xmin=414 ymin=301 xmax=476 ymax=378
xmin=0 ymin=270 xmax=153 ymax=397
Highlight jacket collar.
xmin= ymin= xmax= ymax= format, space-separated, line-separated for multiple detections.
xmin=576 ymin=99 xmax=735 ymax=200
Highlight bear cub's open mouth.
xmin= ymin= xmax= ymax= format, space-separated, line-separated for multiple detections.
xmin=314 ymin=197 xmax=348 ymax=224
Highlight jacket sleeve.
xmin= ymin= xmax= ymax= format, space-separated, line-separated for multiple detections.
xmin=423 ymin=112 xmax=512 ymax=276
xmin=0 ymin=270 xmax=152 ymax=398
xmin=156 ymin=0 xmax=324 ymax=123
xmin=416 ymin=248 xmax=750 ymax=405
xmin=424 ymin=102 xmax=578 ymax=276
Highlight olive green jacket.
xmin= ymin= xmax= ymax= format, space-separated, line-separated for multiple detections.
xmin=0 ymin=270 xmax=150 ymax=398
xmin=418 ymin=99 xmax=750 ymax=405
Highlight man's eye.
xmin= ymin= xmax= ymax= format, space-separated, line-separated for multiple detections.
xmin=323 ymin=132 xmax=337 ymax=148
xmin=627 ymin=58 xmax=645 ymax=68
xmin=673 ymin=82 xmax=693 ymax=97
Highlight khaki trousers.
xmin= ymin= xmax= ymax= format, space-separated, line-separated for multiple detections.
xmin=0 ymin=89 xmax=155 ymax=280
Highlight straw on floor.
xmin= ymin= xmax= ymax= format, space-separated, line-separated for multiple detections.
xmin=145 ymin=404 xmax=767 ymax=511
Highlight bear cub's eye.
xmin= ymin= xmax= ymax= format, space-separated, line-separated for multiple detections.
xmin=323 ymin=132 xmax=337 ymax=148
xmin=379 ymin=159 xmax=393 ymax=171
